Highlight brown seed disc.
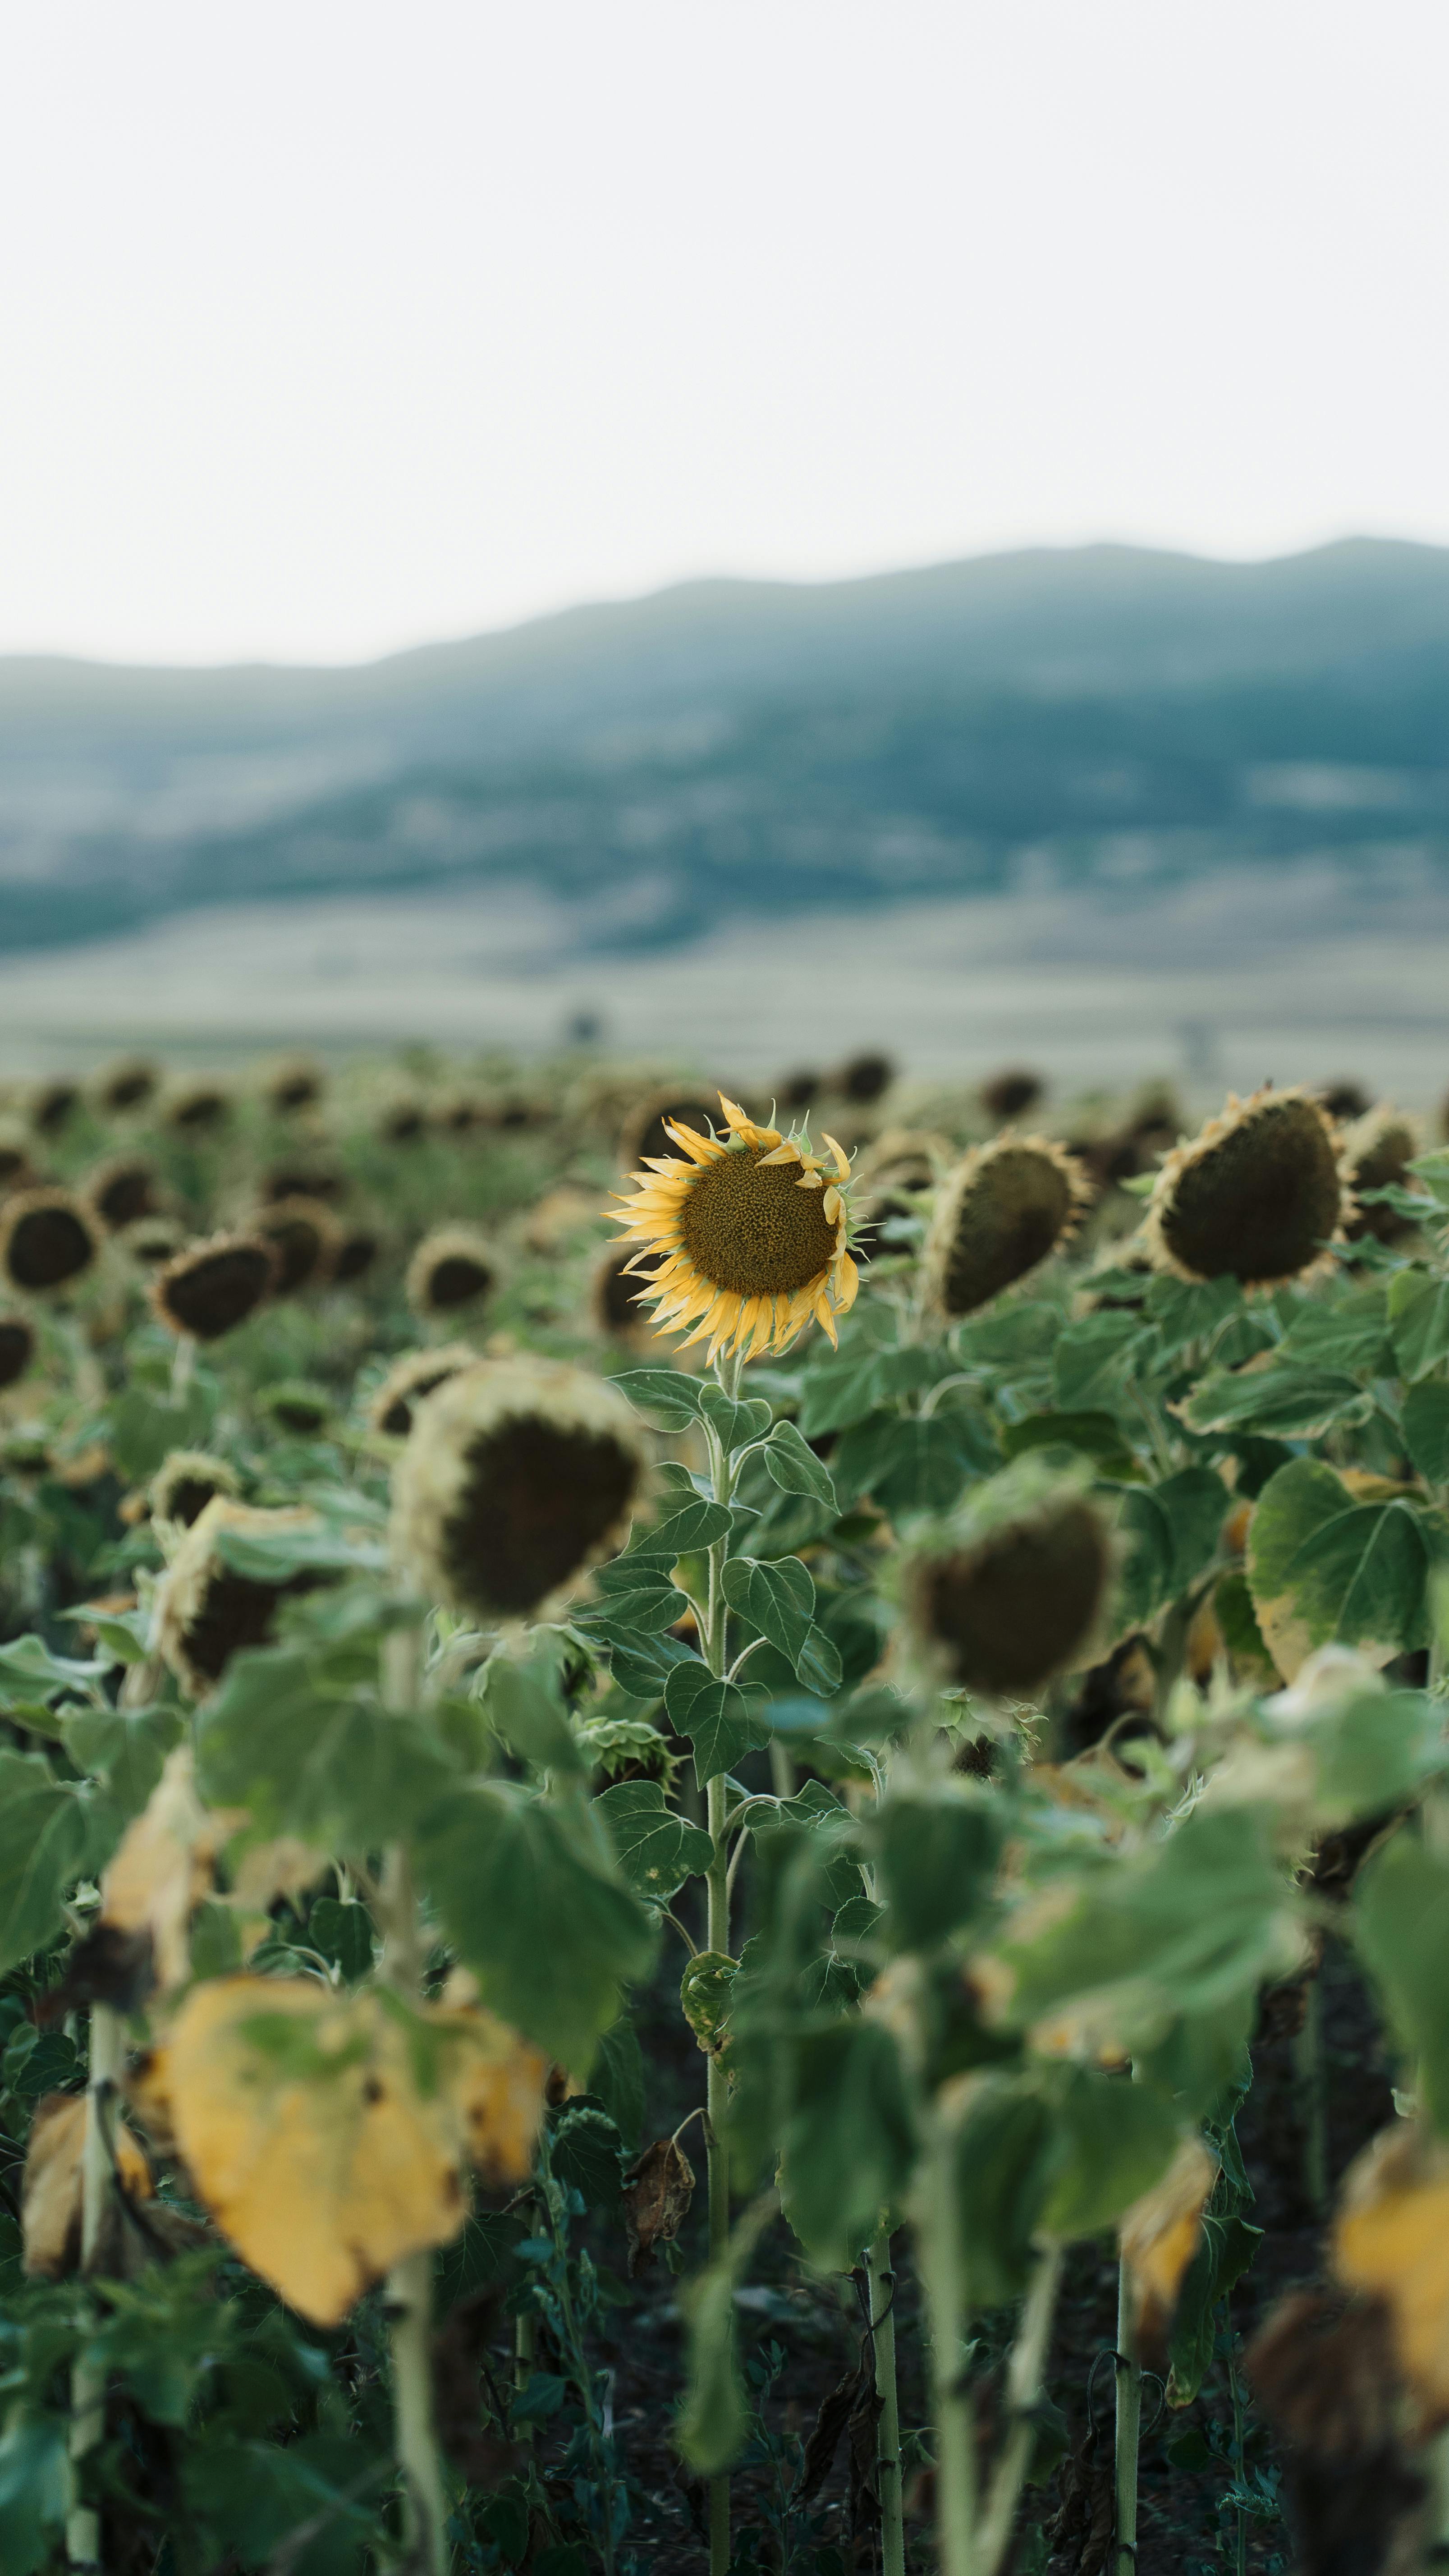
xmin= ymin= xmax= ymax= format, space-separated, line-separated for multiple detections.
xmin=333 ymin=1229 xmax=380 ymax=1284
xmin=154 ymin=1236 xmax=277 ymax=1340
xmin=442 ymin=1417 xmax=641 ymax=1618
xmin=1158 ymin=1095 xmax=1343 ymax=1285
xmin=922 ymin=1502 xmax=1110 ymax=1696
xmin=931 ymin=1144 xmax=1079 ymax=1317
xmin=678 ymin=1144 xmax=837 ymax=1299
xmin=0 ymin=1317 xmax=36 ymax=1389
xmin=88 ymin=1157 xmax=160 ymax=1231
xmin=1 ymin=1194 xmax=98 ymax=1294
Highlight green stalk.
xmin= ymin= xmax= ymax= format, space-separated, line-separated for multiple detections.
xmin=1226 ymin=2305 xmax=1247 ymax=2576
xmin=916 ymin=2097 xmax=976 ymax=2576
xmin=379 ymin=1623 xmax=450 ymax=2576
xmin=977 ymin=2242 xmax=1064 ymax=2576
xmin=865 ymin=2226 xmax=905 ymax=2576
xmin=698 ymin=1346 xmax=742 ymax=2576
xmin=1113 ymin=2258 xmax=1141 ymax=2576
xmin=67 ymin=2001 xmax=124 ymax=2570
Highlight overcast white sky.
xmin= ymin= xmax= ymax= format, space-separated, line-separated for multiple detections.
xmin=2 ymin=0 xmax=1445 ymax=667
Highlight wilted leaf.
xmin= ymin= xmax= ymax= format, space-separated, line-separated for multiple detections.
xmin=159 ymin=1977 xmax=547 ymax=2325
xmin=679 ymin=1951 xmax=736 ymax=2055
xmin=1333 ymin=2120 xmax=1449 ymax=2431
xmin=22 ymin=2092 xmax=153 ymax=2279
xmin=622 ymin=2135 xmax=695 ymax=2273
xmin=1120 ymin=2136 xmax=1218 ymax=2351
xmin=86 ymin=1746 xmax=228 ymax=2000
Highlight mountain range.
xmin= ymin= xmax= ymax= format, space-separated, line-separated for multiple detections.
xmin=2 ymin=536 xmax=1448 ymax=957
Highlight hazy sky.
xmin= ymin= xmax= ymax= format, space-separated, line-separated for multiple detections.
xmin=3 ymin=0 xmax=1445 ymax=666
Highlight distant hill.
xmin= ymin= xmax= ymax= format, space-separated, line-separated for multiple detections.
xmin=3 ymin=537 xmax=1448 ymax=955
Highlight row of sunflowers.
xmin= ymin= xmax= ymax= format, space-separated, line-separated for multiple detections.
xmin=0 ymin=1042 xmax=1440 ymax=2576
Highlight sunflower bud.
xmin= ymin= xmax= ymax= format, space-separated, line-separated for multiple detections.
xmin=155 ymin=1498 xmax=328 ymax=1697
xmin=391 ymin=1357 xmax=647 ymax=1621
xmin=84 ymin=1154 xmax=163 ymax=1233
xmin=1344 ymin=1107 xmax=1424 ymax=1246
xmin=368 ymin=1345 xmax=477 ymax=1440
xmin=1145 ymin=1087 xmax=1348 ymax=1287
xmin=404 ymin=1228 xmax=498 ymax=1321
xmin=924 ymin=1136 xmax=1090 ymax=1318
xmin=150 ymin=1450 xmax=242 ymax=1537
xmin=151 ymin=1233 xmax=278 ymax=1341
xmin=252 ymin=1196 xmax=343 ymax=1296
xmin=0 ymin=1315 xmax=37 ymax=1391
xmin=92 ymin=1056 xmax=160 ymax=1116
xmin=903 ymin=1466 xmax=1111 ymax=1699
xmin=0 ymin=1190 xmax=101 ymax=1299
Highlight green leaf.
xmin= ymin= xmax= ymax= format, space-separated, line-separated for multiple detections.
xmin=1142 ymin=1274 xmax=1243 ymax=1355
xmin=957 ymin=1302 xmax=1062 ymax=1371
xmin=1356 ymin=1832 xmax=1449 ymax=2131
xmin=1404 ymin=1381 xmax=1449 ymax=1489
xmin=0 ymin=1752 xmax=92 ymax=1973
xmin=0 ymin=2415 xmax=72 ymax=2576
xmin=665 ymin=1661 xmax=771 ymax=1786
xmin=722 ymin=1555 xmax=816 ymax=1664
xmin=1277 ymin=1286 xmax=1394 ymax=1376
xmin=762 ymin=1419 xmax=838 ymax=1511
xmin=307 ymin=1898 xmax=375 ymax=1981
xmin=482 ymin=1658 xmax=583 ymax=1776
xmin=610 ymin=1368 xmax=705 ymax=1428
xmin=590 ymin=2013 xmax=645 ymax=2149
xmin=679 ymin=2261 xmax=749 ymax=2476
xmin=0 ymin=1635 xmax=110 ymax=1706
xmin=645 ymin=1497 xmax=735 ymax=1554
xmin=798 ymin=1351 xmax=890 ymax=1440
xmin=874 ymin=1787 xmax=1004 ymax=1952
xmin=417 ymin=1782 xmax=656 ymax=2067
xmin=214 ymin=1521 xmax=386 ymax=1581
xmin=1167 ymin=2209 xmax=1263 ymax=2405
xmin=551 ymin=2102 xmax=627 ymax=2210
xmin=999 ymin=1411 xmax=1139 ymax=1477
xmin=951 ymin=2074 xmax=1061 ymax=2305
xmin=1040 ymin=2070 xmax=1180 ymax=2238
xmin=779 ymin=2020 xmax=917 ymax=2270
xmin=697 ymin=1385 xmax=774 ymax=1451
xmin=795 ymin=1625 xmax=844 ymax=1699
xmin=61 ymin=1704 xmax=185 ymax=1825
xmin=1179 ymin=1364 xmax=1373 ymax=1439
xmin=596 ymin=1779 xmax=714 ymax=1900
xmin=1247 ymin=1459 xmax=1437 ymax=1668
xmin=832 ymin=1410 xmax=991 ymax=1519
xmin=1389 ymin=1268 xmax=1449 ymax=1381
xmin=1051 ymin=1313 xmax=1144 ymax=1411
xmin=195 ymin=1646 xmax=459 ymax=1850
xmin=106 ymin=1382 xmax=215 ymax=1481
xmin=586 ymin=1582 xmax=689 ymax=1639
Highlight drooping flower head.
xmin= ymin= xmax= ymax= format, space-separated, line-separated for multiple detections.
xmin=152 ymin=1231 xmax=278 ymax=1341
xmin=92 ymin=1056 xmax=160 ymax=1116
xmin=0 ymin=1315 xmax=37 ymax=1391
xmin=368 ymin=1344 xmax=477 ymax=1440
xmin=1343 ymin=1105 xmax=1424 ymax=1247
xmin=924 ymin=1135 xmax=1091 ymax=1319
xmin=405 ymin=1227 xmax=498 ymax=1321
xmin=901 ymin=1461 xmax=1112 ymax=1700
xmin=150 ymin=1448 xmax=243 ymax=1538
xmin=609 ymin=1093 xmax=861 ymax=1361
xmin=84 ymin=1153 xmax=163 ymax=1232
xmin=0 ymin=1189 xmax=101 ymax=1299
xmin=1145 ymin=1086 xmax=1349 ymax=1288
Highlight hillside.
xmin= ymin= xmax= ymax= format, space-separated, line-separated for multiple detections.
xmin=2 ymin=537 xmax=1448 ymax=955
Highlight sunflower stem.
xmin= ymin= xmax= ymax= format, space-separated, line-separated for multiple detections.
xmin=379 ymin=1616 xmax=450 ymax=2576
xmin=170 ymin=1330 xmax=197 ymax=1400
xmin=916 ymin=2091 xmax=976 ymax=2576
xmin=67 ymin=2002 xmax=124 ymax=2570
xmin=865 ymin=2227 xmax=906 ymax=2576
xmin=700 ymin=1346 xmax=742 ymax=2576
xmin=1113 ymin=2257 xmax=1142 ymax=2576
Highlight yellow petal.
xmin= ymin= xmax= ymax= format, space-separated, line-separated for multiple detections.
xmin=795 ymin=1170 xmax=825 ymax=1190
xmin=757 ymin=1142 xmax=801 ymax=1166
xmin=822 ymin=1133 xmax=851 ymax=1179
xmin=822 ymin=1187 xmax=842 ymax=1225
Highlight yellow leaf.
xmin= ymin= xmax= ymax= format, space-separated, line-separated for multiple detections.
xmin=22 ymin=2093 xmax=152 ymax=2280
xmin=160 ymin=1976 xmax=546 ymax=2326
xmin=1333 ymin=2120 xmax=1449 ymax=2431
xmin=1119 ymin=2135 xmax=1217 ymax=2346
xmin=99 ymin=1745 xmax=230 ymax=1995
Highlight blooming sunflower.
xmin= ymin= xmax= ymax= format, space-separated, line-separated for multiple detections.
xmin=609 ymin=1093 xmax=860 ymax=1359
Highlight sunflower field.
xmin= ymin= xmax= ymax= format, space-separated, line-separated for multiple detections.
xmin=0 ymin=1046 xmax=1445 ymax=2576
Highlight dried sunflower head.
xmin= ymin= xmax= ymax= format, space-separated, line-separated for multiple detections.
xmin=980 ymin=1067 xmax=1045 ymax=1122
xmin=368 ymin=1344 xmax=477 ymax=1440
xmin=1343 ymin=1107 xmax=1424 ymax=1247
xmin=377 ymin=1094 xmax=427 ymax=1145
xmin=610 ymin=1091 xmax=861 ymax=1361
xmin=116 ymin=1215 xmax=184 ymax=1271
xmin=1318 ymin=1079 xmax=1371 ymax=1125
xmin=591 ymin=1241 xmax=653 ymax=1337
xmin=835 ymin=1052 xmax=895 ymax=1106
xmin=150 ymin=1449 xmax=242 ymax=1538
xmin=1145 ymin=1087 xmax=1349 ymax=1288
xmin=260 ymin=1162 xmax=344 ymax=1205
xmin=261 ymin=1382 xmax=333 ymax=1437
xmin=924 ymin=1135 xmax=1091 ymax=1318
xmin=404 ymin=1228 xmax=499 ymax=1321
xmin=161 ymin=1079 xmax=233 ymax=1135
xmin=155 ymin=1498 xmax=326 ymax=1697
xmin=902 ymin=1464 xmax=1111 ymax=1699
xmin=27 ymin=1080 xmax=80 ymax=1139
xmin=0 ymin=1122 xmax=35 ymax=1196
xmin=620 ymin=1088 xmax=719 ymax=1173
xmin=258 ymin=1055 xmax=325 ymax=1116
xmin=92 ymin=1056 xmax=160 ymax=1117
xmin=778 ymin=1069 xmax=821 ymax=1111
xmin=391 ymin=1356 xmax=647 ymax=1622
xmin=151 ymin=1232 xmax=278 ymax=1341
xmin=0 ymin=1315 xmax=37 ymax=1391
xmin=0 ymin=1189 xmax=101 ymax=1299
xmin=333 ymin=1225 xmax=381 ymax=1285
xmin=252 ymin=1196 xmax=343 ymax=1297
xmin=84 ymin=1153 xmax=163 ymax=1233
